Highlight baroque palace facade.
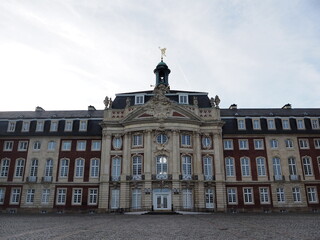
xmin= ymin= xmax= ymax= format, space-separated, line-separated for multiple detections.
xmin=1 ymin=60 xmax=320 ymax=213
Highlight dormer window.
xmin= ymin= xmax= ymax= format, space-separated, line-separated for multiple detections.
xmin=179 ymin=94 xmax=188 ymax=104
xmin=135 ymin=95 xmax=144 ymax=105
xmin=22 ymin=121 xmax=30 ymax=132
xmin=237 ymin=119 xmax=246 ymax=130
xmin=79 ymin=120 xmax=87 ymax=131
xmin=252 ymin=119 xmax=261 ymax=130
xmin=7 ymin=121 xmax=16 ymax=132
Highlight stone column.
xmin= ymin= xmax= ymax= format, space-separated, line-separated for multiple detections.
xmin=172 ymin=130 xmax=180 ymax=179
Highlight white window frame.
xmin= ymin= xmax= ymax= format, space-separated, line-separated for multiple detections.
xmin=18 ymin=141 xmax=28 ymax=151
xmin=203 ymin=156 xmax=213 ymax=180
xmin=179 ymin=94 xmax=189 ymax=104
xmin=240 ymin=157 xmax=251 ymax=177
xmin=29 ymin=159 xmax=38 ymax=177
xmin=282 ymin=119 xmax=290 ymax=130
xmin=288 ymin=157 xmax=297 ymax=176
xmin=296 ymin=119 xmax=305 ymax=130
xmin=0 ymin=188 xmax=5 ymax=204
xmin=3 ymin=141 xmax=13 ymax=151
xmin=181 ymin=133 xmax=192 ymax=147
xmin=225 ymin=157 xmax=235 ymax=177
xmin=285 ymin=139 xmax=294 ymax=149
xmin=292 ymin=187 xmax=301 ymax=203
xmin=156 ymin=155 xmax=168 ymax=179
xmin=111 ymin=189 xmax=120 ymax=209
xmin=270 ymin=139 xmax=278 ymax=149
xmin=132 ymin=189 xmax=142 ymax=209
xmin=259 ymin=187 xmax=270 ymax=204
xmin=132 ymin=155 xmax=142 ymax=177
xmin=75 ymin=158 xmax=84 ymax=178
xmin=44 ymin=159 xmax=53 ymax=177
xmin=256 ymin=157 xmax=266 ymax=176
xmin=47 ymin=141 xmax=56 ymax=151
xmin=239 ymin=139 xmax=249 ymax=150
xmin=90 ymin=158 xmax=100 ymax=178
xmin=252 ymin=119 xmax=261 ymax=130
xmin=64 ymin=120 xmax=73 ymax=132
xmin=113 ymin=137 xmax=123 ymax=149
xmin=33 ymin=141 xmax=41 ymax=151
xmin=237 ymin=119 xmax=246 ymax=130
xmin=60 ymin=158 xmax=69 ymax=178
xmin=56 ymin=188 xmax=67 ymax=205
xmin=88 ymin=188 xmax=98 ymax=205
xmin=182 ymin=155 xmax=192 ymax=179
xmin=254 ymin=139 xmax=264 ymax=150
xmin=182 ymin=189 xmax=193 ymax=209
xmin=311 ymin=119 xmax=320 ymax=129
xmin=7 ymin=121 xmax=16 ymax=132
xmin=91 ymin=140 xmax=101 ymax=151
xmin=10 ymin=188 xmax=21 ymax=204
xmin=36 ymin=121 xmax=44 ymax=132
xmin=0 ymin=158 xmax=10 ymax=177
xmin=243 ymin=188 xmax=254 ymax=204
xmin=202 ymin=136 xmax=211 ymax=148
xmin=134 ymin=94 xmax=145 ymax=105
xmin=267 ymin=119 xmax=276 ymax=130
xmin=50 ymin=121 xmax=58 ymax=132
xmin=132 ymin=134 xmax=143 ymax=147
xmin=61 ymin=140 xmax=72 ymax=151
xmin=41 ymin=189 xmax=50 ymax=204
xmin=299 ymin=139 xmax=309 ymax=149
xmin=26 ymin=189 xmax=35 ymax=204
xmin=276 ymin=187 xmax=285 ymax=203
xmin=273 ymin=157 xmax=282 ymax=178
xmin=227 ymin=188 xmax=237 ymax=204
xmin=72 ymin=188 xmax=82 ymax=205
xmin=307 ymin=187 xmax=318 ymax=203
xmin=21 ymin=121 xmax=30 ymax=132
xmin=111 ymin=156 xmax=121 ymax=181
xmin=76 ymin=140 xmax=86 ymax=151
xmin=15 ymin=159 xmax=25 ymax=178
xmin=314 ymin=139 xmax=320 ymax=149
xmin=302 ymin=156 xmax=313 ymax=176
xmin=79 ymin=120 xmax=87 ymax=132
xmin=223 ymin=139 xmax=233 ymax=150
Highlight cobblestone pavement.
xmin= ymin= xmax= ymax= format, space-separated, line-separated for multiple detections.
xmin=0 ymin=213 xmax=319 ymax=240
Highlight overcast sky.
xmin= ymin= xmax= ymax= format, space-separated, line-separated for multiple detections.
xmin=0 ymin=0 xmax=319 ymax=111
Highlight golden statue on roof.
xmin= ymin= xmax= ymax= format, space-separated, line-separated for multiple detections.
xmin=159 ymin=47 xmax=166 ymax=60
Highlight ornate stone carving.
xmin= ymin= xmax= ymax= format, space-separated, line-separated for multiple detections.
xmin=145 ymin=85 xmax=172 ymax=119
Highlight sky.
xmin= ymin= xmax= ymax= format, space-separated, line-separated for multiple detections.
xmin=0 ymin=0 xmax=320 ymax=111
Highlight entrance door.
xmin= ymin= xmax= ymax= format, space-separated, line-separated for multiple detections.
xmin=205 ymin=189 xmax=214 ymax=209
xmin=153 ymin=189 xmax=171 ymax=210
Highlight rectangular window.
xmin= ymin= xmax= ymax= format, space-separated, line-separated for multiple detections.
xmin=47 ymin=141 xmax=56 ymax=151
xmin=270 ymin=139 xmax=278 ymax=149
xmin=60 ymin=159 xmax=69 ymax=177
xmin=307 ymin=187 xmax=318 ymax=203
xmin=75 ymin=159 xmax=84 ymax=178
xmin=56 ymin=188 xmax=66 ymax=205
xmin=44 ymin=159 xmax=53 ymax=178
xmin=273 ymin=157 xmax=282 ymax=179
xmin=241 ymin=157 xmax=251 ymax=176
xmin=50 ymin=121 xmax=58 ymax=132
xmin=252 ymin=119 xmax=261 ymax=130
xmin=15 ymin=159 xmax=25 ymax=177
xmin=311 ymin=119 xmax=320 ymax=129
xmin=3 ymin=141 xmax=13 ymax=151
xmin=288 ymin=157 xmax=297 ymax=176
xmin=79 ymin=120 xmax=87 ymax=131
xmin=90 ymin=159 xmax=100 ymax=178
xmin=76 ymin=140 xmax=86 ymax=151
xmin=36 ymin=121 xmax=44 ymax=132
xmin=256 ymin=157 xmax=266 ymax=176
xmin=72 ymin=188 xmax=82 ymax=205
xmin=0 ymin=159 xmax=10 ymax=177
xmin=254 ymin=139 xmax=264 ymax=150
xmin=267 ymin=119 xmax=276 ymax=130
xmin=179 ymin=94 xmax=188 ymax=104
xmin=285 ymin=139 xmax=294 ymax=149
xmin=299 ymin=139 xmax=309 ymax=149
xmin=237 ymin=119 xmax=246 ymax=130
xmin=276 ymin=188 xmax=285 ymax=203
xmin=243 ymin=188 xmax=253 ymax=204
xmin=111 ymin=157 xmax=121 ymax=181
xmin=225 ymin=157 xmax=235 ymax=177
xmin=182 ymin=189 xmax=193 ymax=209
xmin=302 ymin=157 xmax=313 ymax=176
xmin=10 ymin=188 xmax=21 ymax=204
xmin=111 ymin=189 xmax=120 ymax=209
xmin=227 ymin=188 xmax=237 ymax=204
xmin=314 ymin=139 xmax=320 ymax=149
xmin=18 ymin=141 xmax=28 ymax=151
xmin=132 ymin=189 xmax=141 ymax=209
xmin=26 ymin=189 xmax=35 ymax=204
xmin=0 ymin=188 xmax=5 ymax=204
xmin=132 ymin=134 xmax=143 ymax=147
xmin=292 ymin=187 xmax=301 ymax=202
xmin=91 ymin=140 xmax=101 ymax=151
xmin=239 ymin=139 xmax=248 ymax=150
xmin=7 ymin=121 xmax=16 ymax=132
xmin=64 ymin=120 xmax=73 ymax=131
xmin=181 ymin=134 xmax=191 ymax=146
xmin=22 ymin=121 xmax=30 ymax=132
xmin=33 ymin=141 xmax=41 ymax=151
xmin=41 ymin=189 xmax=50 ymax=204
xmin=282 ymin=119 xmax=290 ymax=130
xmin=132 ymin=155 xmax=142 ymax=177
xmin=135 ymin=95 xmax=145 ymax=105
xmin=223 ymin=139 xmax=233 ymax=150
xmin=61 ymin=141 xmax=72 ymax=151
xmin=296 ymin=119 xmax=305 ymax=129
xmin=203 ymin=156 xmax=213 ymax=180
xmin=88 ymin=188 xmax=98 ymax=205
xmin=259 ymin=188 xmax=270 ymax=204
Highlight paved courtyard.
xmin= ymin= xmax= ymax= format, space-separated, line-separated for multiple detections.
xmin=0 ymin=212 xmax=319 ymax=240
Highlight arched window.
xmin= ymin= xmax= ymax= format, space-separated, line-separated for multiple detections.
xmin=75 ymin=158 xmax=84 ymax=178
xmin=30 ymin=159 xmax=38 ymax=177
xmin=203 ymin=156 xmax=213 ymax=180
xmin=156 ymin=155 xmax=168 ymax=179
xmin=15 ymin=159 xmax=25 ymax=177
xmin=90 ymin=158 xmax=100 ymax=178
xmin=182 ymin=155 xmax=192 ymax=180
xmin=60 ymin=159 xmax=69 ymax=177
xmin=112 ymin=157 xmax=121 ymax=181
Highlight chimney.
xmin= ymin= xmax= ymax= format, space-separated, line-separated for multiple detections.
xmin=35 ymin=106 xmax=45 ymax=112
xmin=282 ymin=103 xmax=292 ymax=109
xmin=229 ymin=104 xmax=237 ymax=109
xmin=88 ymin=105 xmax=96 ymax=111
